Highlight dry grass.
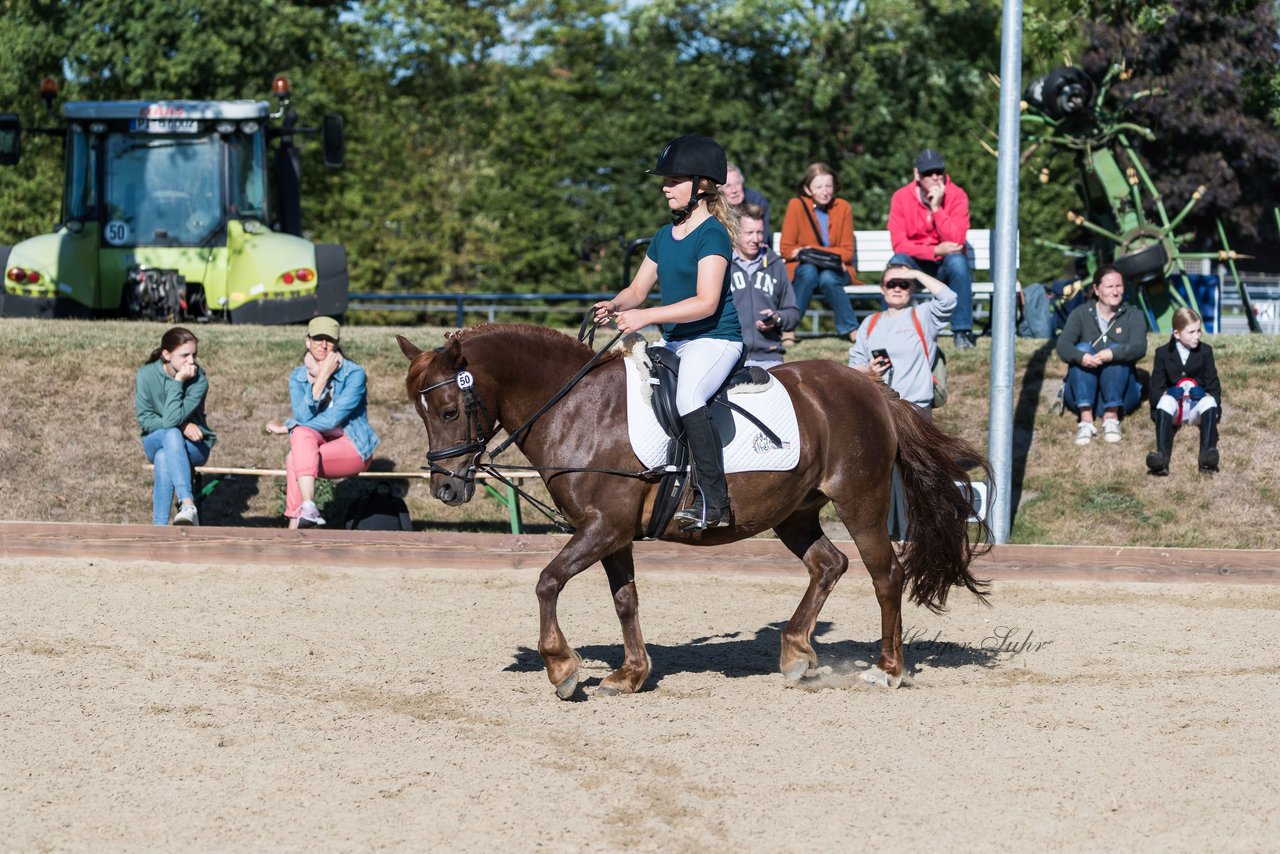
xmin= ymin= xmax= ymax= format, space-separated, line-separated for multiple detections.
xmin=788 ymin=330 xmax=1280 ymax=549
xmin=0 ymin=319 xmax=547 ymax=533
xmin=1 ymin=318 xmax=1276 ymax=548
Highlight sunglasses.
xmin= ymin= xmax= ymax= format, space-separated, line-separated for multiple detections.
xmin=883 ymin=280 xmax=914 ymax=291
xmin=919 ymin=169 xmax=945 ymax=178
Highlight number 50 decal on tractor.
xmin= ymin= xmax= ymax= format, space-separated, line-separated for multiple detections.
xmin=0 ymin=76 xmax=347 ymax=324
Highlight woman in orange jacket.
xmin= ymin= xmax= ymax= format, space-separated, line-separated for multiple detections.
xmin=779 ymin=162 xmax=859 ymax=343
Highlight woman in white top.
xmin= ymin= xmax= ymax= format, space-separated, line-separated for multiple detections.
xmin=848 ymin=264 xmax=955 ymax=417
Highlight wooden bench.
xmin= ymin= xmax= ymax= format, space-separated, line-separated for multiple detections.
xmin=773 ymin=228 xmax=1018 ymax=333
xmin=147 ymin=464 xmax=541 ymax=534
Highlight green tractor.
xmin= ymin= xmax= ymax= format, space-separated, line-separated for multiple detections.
xmin=0 ymin=77 xmax=348 ymax=323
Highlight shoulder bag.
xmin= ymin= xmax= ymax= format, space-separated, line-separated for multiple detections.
xmin=795 ymin=199 xmax=846 ymax=272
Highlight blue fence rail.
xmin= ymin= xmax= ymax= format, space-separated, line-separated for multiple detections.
xmin=347 ymin=291 xmax=618 ymax=327
xmin=346 ymin=289 xmax=862 ymax=335
xmin=350 ymin=270 xmax=1280 ymax=335
xmin=348 ymin=237 xmax=657 ymax=328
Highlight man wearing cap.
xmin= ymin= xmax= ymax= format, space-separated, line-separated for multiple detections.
xmin=886 ymin=148 xmax=975 ymax=349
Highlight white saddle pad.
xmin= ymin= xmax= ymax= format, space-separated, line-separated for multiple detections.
xmin=623 ymin=341 xmax=800 ymax=473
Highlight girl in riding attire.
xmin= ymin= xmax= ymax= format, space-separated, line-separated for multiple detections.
xmin=1146 ymin=307 xmax=1222 ymax=475
xmin=594 ymin=133 xmax=744 ymax=531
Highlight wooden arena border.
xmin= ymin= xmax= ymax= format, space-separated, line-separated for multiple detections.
xmin=1 ymin=522 xmax=1276 ymax=585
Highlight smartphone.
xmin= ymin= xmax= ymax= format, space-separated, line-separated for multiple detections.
xmin=871 ymin=348 xmax=891 ymax=367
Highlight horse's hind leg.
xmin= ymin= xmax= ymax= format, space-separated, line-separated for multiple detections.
xmin=774 ymin=510 xmax=849 ymax=685
xmin=836 ymin=499 xmax=905 ymax=688
xmin=598 ymin=546 xmax=651 ymax=696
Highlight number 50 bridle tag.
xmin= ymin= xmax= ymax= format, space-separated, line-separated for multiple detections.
xmin=457 ymin=371 xmax=474 ymax=389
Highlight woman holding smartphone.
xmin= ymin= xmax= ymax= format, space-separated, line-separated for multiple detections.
xmin=134 ymin=326 xmax=216 ymax=525
xmin=847 ymin=266 xmax=953 ymax=541
xmin=847 ymin=264 xmax=954 ymax=417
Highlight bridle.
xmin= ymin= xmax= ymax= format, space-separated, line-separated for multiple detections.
xmin=413 ymin=324 xmax=670 ymax=533
xmin=418 ymin=369 xmax=497 ymax=483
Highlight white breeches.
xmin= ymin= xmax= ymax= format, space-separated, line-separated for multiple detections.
xmin=660 ymin=337 xmax=745 ymax=416
xmin=1156 ymin=393 xmax=1218 ymax=425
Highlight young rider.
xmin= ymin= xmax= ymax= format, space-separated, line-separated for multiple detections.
xmin=1146 ymin=307 xmax=1222 ymax=475
xmin=593 ymin=133 xmax=744 ymax=530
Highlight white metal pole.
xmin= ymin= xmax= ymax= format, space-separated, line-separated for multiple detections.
xmin=987 ymin=0 xmax=1024 ymax=544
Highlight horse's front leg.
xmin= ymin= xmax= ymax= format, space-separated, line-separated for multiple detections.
xmin=598 ymin=546 xmax=651 ymax=696
xmin=535 ymin=530 xmax=613 ymax=699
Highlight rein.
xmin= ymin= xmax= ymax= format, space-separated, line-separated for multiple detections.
xmin=487 ymin=323 xmax=623 ymax=459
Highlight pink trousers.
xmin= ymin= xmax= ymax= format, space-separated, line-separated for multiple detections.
xmin=284 ymin=426 xmax=369 ymax=518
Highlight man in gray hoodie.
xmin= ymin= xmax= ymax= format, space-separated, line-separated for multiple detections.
xmin=728 ymin=203 xmax=801 ymax=368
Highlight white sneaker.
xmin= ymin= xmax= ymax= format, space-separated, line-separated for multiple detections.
xmin=1102 ymin=418 xmax=1122 ymax=443
xmin=172 ymin=504 xmax=199 ymax=526
xmin=298 ymin=501 xmax=326 ymax=528
xmin=1075 ymin=422 xmax=1097 ymax=446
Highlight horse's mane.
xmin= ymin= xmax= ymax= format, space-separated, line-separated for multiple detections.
xmin=447 ymin=323 xmax=623 ymax=366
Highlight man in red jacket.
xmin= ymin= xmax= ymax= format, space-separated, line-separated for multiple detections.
xmin=887 ymin=149 xmax=975 ymax=349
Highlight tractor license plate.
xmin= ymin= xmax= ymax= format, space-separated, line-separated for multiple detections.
xmin=130 ymin=118 xmax=199 ymax=134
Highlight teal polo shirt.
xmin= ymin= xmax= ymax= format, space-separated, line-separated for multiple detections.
xmin=646 ymin=218 xmax=741 ymax=341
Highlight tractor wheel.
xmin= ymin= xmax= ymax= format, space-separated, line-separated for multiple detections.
xmin=315 ymin=243 xmax=349 ymax=318
xmin=0 ymin=245 xmax=10 ymax=315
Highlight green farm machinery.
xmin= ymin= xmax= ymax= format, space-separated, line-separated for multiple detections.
xmin=1021 ymin=64 xmax=1258 ymax=333
xmin=0 ymin=76 xmax=347 ymax=324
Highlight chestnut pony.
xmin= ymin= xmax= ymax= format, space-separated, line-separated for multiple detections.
xmin=399 ymin=324 xmax=990 ymax=698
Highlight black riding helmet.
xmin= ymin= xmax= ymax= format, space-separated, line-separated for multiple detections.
xmin=649 ymin=133 xmax=727 ymax=223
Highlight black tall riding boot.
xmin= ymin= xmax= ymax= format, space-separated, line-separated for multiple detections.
xmin=1197 ymin=407 xmax=1220 ymax=473
xmin=1146 ymin=410 xmax=1174 ymax=476
xmin=674 ymin=407 xmax=731 ymax=531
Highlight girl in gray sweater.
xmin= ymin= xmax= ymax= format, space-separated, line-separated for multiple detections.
xmin=848 ymin=265 xmax=955 ymax=416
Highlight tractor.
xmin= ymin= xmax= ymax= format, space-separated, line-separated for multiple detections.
xmin=0 ymin=76 xmax=348 ymax=324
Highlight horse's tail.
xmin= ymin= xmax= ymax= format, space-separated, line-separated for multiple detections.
xmin=886 ymin=396 xmax=993 ymax=613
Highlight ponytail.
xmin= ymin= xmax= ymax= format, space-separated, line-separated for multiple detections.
xmin=699 ymin=177 xmax=739 ymax=245
xmin=147 ymin=326 xmax=198 ymax=364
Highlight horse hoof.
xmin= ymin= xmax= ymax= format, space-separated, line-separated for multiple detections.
xmin=597 ymin=684 xmax=620 ymax=698
xmin=859 ymin=666 xmax=903 ymax=689
xmin=782 ymin=659 xmax=810 ymax=686
xmin=554 ymin=672 xmax=580 ymax=700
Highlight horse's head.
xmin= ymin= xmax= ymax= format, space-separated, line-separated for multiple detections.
xmin=399 ymin=333 xmax=498 ymax=507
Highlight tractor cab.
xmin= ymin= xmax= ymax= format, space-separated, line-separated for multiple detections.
xmin=1 ymin=79 xmax=348 ymax=324
xmin=74 ymin=101 xmax=269 ymax=249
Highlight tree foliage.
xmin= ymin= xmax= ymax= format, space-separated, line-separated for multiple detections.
xmin=2 ymin=0 xmax=1276 ymax=296
xmin=1080 ymin=0 xmax=1280 ymax=242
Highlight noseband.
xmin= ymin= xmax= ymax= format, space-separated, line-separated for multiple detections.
xmin=418 ymin=370 xmax=497 ymax=481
